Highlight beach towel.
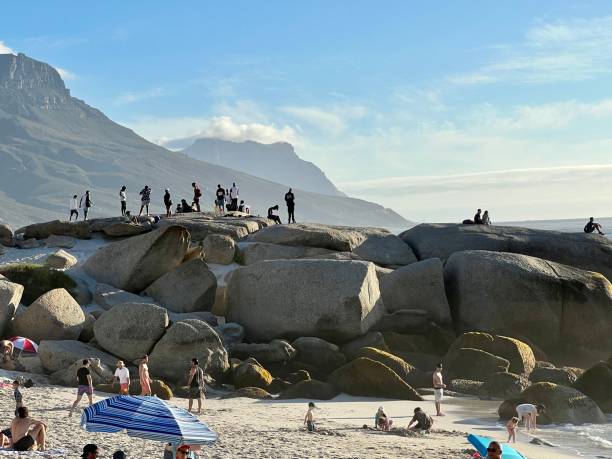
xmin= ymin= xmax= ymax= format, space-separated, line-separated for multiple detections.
xmin=0 ymin=448 xmax=68 ymax=457
xmin=467 ymin=434 xmax=526 ymax=458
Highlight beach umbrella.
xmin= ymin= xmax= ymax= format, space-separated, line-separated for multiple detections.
xmin=9 ymin=336 xmax=38 ymax=357
xmin=467 ymin=434 xmax=527 ymax=459
xmin=81 ymin=395 xmax=217 ymax=458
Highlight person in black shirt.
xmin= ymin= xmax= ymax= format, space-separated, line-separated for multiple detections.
xmin=163 ymin=189 xmax=172 ymax=217
xmin=267 ymin=205 xmax=282 ymax=224
xmin=215 ymin=185 xmax=226 ymax=213
xmin=408 ymin=407 xmax=433 ymax=431
xmin=474 ymin=209 xmax=483 ymax=224
xmin=285 ymin=188 xmax=296 ymax=224
xmin=69 ymin=360 xmax=93 ymax=417
xmin=584 ymin=217 xmax=604 ymax=235
xmin=79 ymin=190 xmax=93 ymax=221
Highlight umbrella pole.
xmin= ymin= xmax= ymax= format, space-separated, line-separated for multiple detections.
xmin=172 ymin=442 xmax=177 ymax=459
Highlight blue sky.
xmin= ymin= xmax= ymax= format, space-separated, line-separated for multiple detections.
xmin=4 ymin=1 xmax=612 ymax=221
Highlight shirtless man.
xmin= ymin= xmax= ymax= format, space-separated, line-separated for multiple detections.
xmin=432 ymin=363 xmax=446 ymax=416
xmin=139 ymin=355 xmax=152 ymax=396
xmin=11 ymin=407 xmax=46 ymax=452
xmin=1 ymin=340 xmax=14 ymax=362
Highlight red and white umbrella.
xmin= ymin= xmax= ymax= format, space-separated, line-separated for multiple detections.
xmin=9 ymin=336 xmax=38 ymax=354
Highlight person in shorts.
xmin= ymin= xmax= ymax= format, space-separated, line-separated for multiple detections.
xmin=215 ymin=185 xmax=225 ymax=213
xmin=70 ymin=195 xmax=79 ymax=221
xmin=304 ymin=402 xmax=316 ymax=432
xmin=192 ymin=182 xmax=202 ymax=212
xmin=69 ymin=360 xmax=93 ymax=416
xmin=11 ymin=407 xmax=46 ymax=452
xmin=408 ymin=407 xmax=433 ymax=431
xmin=139 ymin=355 xmax=152 ymax=396
xmin=433 ymin=363 xmax=446 ymax=416
xmin=114 ymin=360 xmax=130 ymax=395
xmin=139 ymin=185 xmax=151 ymax=216
xmin=187 ymin=358 xmax=205 ymax=414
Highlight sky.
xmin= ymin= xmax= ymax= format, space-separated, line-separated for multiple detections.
xmin=3 ymin=1 xmax=612 ymax=222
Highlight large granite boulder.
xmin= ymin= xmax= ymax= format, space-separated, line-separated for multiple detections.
xmin=51 ymin=358 xmax=114 ymax=387
xmin=157 ymin=218 xmax=247 ymax=241
xmin=11 ymin=288 xmax=85 ymax=341
xmin=573 ymin=362 xmax=612 ymax=407
xmin=498 ymin=383 xmax=606 ymax=424
xmin=291 ymin=337 xmax=346 ymax=374
xmin=226 ymin=259 xmax=384 ymax=342
xmin=371 ymin=309 xmax=430 ymax=334
xmin=83 ymin=226 xmax=190 ymax=292
xmin=0 ymin=279 xmax=23 ymax=336
xmin=148 ymin=319 xmax=229 ymax=382
xmin=20 ymin=220 xmax=91 ymax=240
xmin=38 ymin=340 xmax=118 ymax=372
xmin=529 ymin=367 xmax=578 ymax=386
xmin=44 ymin=249 xmax=78 ymax=269
xmin=247 ymin=224 xmax=365 ymax=252
xmin=235 ymin=242 xmax=333 ymax=265
xmin=231 ymin=340 xmax=296 ymax=364
xmin=379 ymin=258 xmax=451 ymax=324
xmin=279 ymin=379 xmax=339 ymax=400
xmin=445 ymin=251 xmax=612 ymax=354
xmin=144 ymin=259 xmax=217 ymax=313
xmin=443 ymin=348 xmax=510 ymax=381
xmin=0 ymin=224 xmax=14 ymax=247
xmin=341 ymin=331 xmax=389 ymax=360
xmin=102 ymin=222 xmax=151 ymax=237
xmin=402 ymin=223 xmax=612 ymax=279
xmin=94 ymin=284 xmax=155 ymax=311
xmin=232 ymin=358 xmax=273 ymax=390
xmin=328 ymin=357 xmax=423 ymax=400
xmin=354 ymin=347 xmax=426 ymax=388
xmin=44 ymin=235 xmax=76 ymax=249
xmin=203 ymin=234 xmax=235 ymax=265
xmin=214 ymin=322 xmax=244 ymax=351
xmin=479 ymin=372 xmax=531 ymax=399
xmin=352 ymin=233 xmax=417 ymax=267
xmin=93 ymin=303 xmax=169 ymax=361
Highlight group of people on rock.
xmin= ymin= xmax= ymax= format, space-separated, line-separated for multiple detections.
xmin=463 ymin=208 xmax=491 ymax=225
xmin=67 ymin=181 xmax=298 ymax=224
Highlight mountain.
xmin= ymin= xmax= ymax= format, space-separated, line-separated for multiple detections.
xmin=182 ymin=138 xmax=343 ymax=197
xmin=0 ymin=53 xmax=409 ymax=229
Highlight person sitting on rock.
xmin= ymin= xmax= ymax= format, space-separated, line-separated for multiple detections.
xmin=408 ymin=407 xmax=433 ymax=431
xmin=180 ymin=199 xmax=193 ymax=213
xmin=482 ymin=210 xmax=491 ymax=225
xmin=474 ymin=208 xmax=483 ymax=224
xmin=267 ymin=205 xmax=282 ymax=224
xmin=374 ymin=406 xmax=392 ymax=431
xmin=584 ymin=217 xmax=604 ymax=235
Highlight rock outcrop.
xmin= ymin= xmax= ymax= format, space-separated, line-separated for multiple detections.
xmin=232 ymin=358 xmax=273 ymax=390
xmin=38 ymin=340 xmax=117 ymax=372
xmin=443 ymin=348 xmax=510 ymax=381
xmin=51 ymin=358 xmax=113 ymax=387
xmin=279 ymin=380 xmax=339 ymax=400
xmin=231 ymin=340 xmax=296 ymax=364
xmin=20 ymin=220 xmax=91 ymax=240
xmin=83 ymin=226 xmax=190 ymax=292
xmin=235 ymin=242 xmax=333 ymax=265
xmin=44 ymin=249 xmax=78 ymax=269
xmin=0 ymin=224 xmax=14 ymax=247
xmin=352 ymin=233 xmax=417 ymax=267
xmin=573 ymin=361 xmax=612 ymax=407
xmin=102 ymin=222 xmax=151 ymax=237
xmin=479 ymin=372 xmax=531 ymax=399
xmin=94 ymin=283 xmax=155 ymax=310
xmin=291 ymin=337 xmax=346 ymax=374
xmin=0 ymin=279 xmax=23 ymax=336
xmin=226 ymin=259 xmax=384 ymax=342
xmin=247 ymin=223 xmax=364 ymax=252
xmin=203 ymin=234 xmax=235 ymax=265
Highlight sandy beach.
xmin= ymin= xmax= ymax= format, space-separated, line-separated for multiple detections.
xmin=0 ymin=371 xmax=577 ymax=459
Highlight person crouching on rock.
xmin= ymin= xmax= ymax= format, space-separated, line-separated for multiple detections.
xmin=375 ymin=406 xmax=393 ymax=431
xmin=584 ymin=217 xmax=604 ymax=235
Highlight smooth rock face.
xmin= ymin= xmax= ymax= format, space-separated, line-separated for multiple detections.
xmin=529 ymin=367 xmax=578 ymax=386
xmin=102 ymin=222 xmax=151 ymax=237
xmin=94 ymin=283 xmax=155 ymax=310
xmin=0 ymin=224 xmax=14 ymax=247
xmin=279 ymin=379 xmax=340 ymax=400
xmin=145 ymin=259 xmax=217 ymax=313
xmin=51 ymin=358 xmax=113 ymax=387
xmin=232 ymin=358 xmax=273 ymax=390
xmin=226 ymin=259 xmax=384 ymax=342
xmin=203 ymin=234 xmax=235 ymax=265
xmin=83 ymin=225 xmax=190 ymax=292
xmin=148 ymin=319 xmax=229 ymax=382
xmin=11 ymin=288 xmax=85 ymax=341
xmin=354 ymin=347 xmax=426 ymax=388
xmin=44 ymin=249 xmax=78 ymax=269
xmin=214 ymin=322 xmax=245 ymax=351
xmin=479 ymin=372 xmax=531 ymax=399
xmin=445 ymin=251 xmax=612 ymax=353
xmin=247 ymin=223 xmax=365 ymax=252
xmin=21 ymin=220 xmax=91 ymax=240
xmin=93 ymin=302 xmax=169 ymax=361
xmin=157 ymin=218 xmax=248 ymax=241
xmin=44 ymin=235 xmax=76 ymax=248
xmin=0 ymin=279 xmax=24 ymax=336
xmin=380 ymin=258 xmax=451 ymax=324
xmin=371 ymin=309 xmax=430 ymax=334
xmin=38 ymin=340 xmax=118 ymax=372
xmin=573 ymin=362 xmax=612 ymax=406
xmin=401 ymin=223 xmax=612 ymax=280
xmin=444 ymin=348 xmax=510 ymax=381
xmin=291 ymin=337 xmax=346 ymax=374
xmin=16 ymin=238 xmax=40 ymax=249
xmin=236 ymin=242 xmax=334 ymax=265
xmin=231 ymin=340 xmax=297 ymax=364
xmin=352 ymin=233 xmax=417 ymax=267
xmin=341 ymin=331 xmax=389 ymax=361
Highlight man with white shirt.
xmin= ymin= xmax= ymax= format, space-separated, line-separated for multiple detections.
xmin=69 ymin=195 xmax=79 ymax=221
xmin=114 ymin=360 xmax=130 ymax=395
xmin=229 ymin=182 xmax=239 ymax=211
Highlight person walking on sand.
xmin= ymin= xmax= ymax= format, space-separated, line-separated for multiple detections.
xmin=304 ymin=402 xmax=316 ymax=432
xmin=119 ymin=186 xmax=127 ymax=216
xmin=13 ymin=380 xmax=23 ymax=412
xmin=187 ymin=358 xmax=206 ymax=414
xmin=70 ymin=195 xmax=79 ymax=221
xmin=285 ymin=188 xmax=296 ymax=223
xmin=229 ymin=182 xmax=239 ymax=211
xmin=69 ymin=359 xmax=94 ymax=416
xmin=139 ymin=185 xmax=151 ymax=216
xmin=584 ymin=217 xmax=605 ymax=235
xmin=433 ymin=363 xmax=446 ymax=416
xmin=114 ymin=360 xmax=130 ymax=395
xmin=79 ymin=190 xmax=93 ymax=221
xmin=215 ymin=185 xmax=226 ymax=213
xmin=163 ymin=189 xmax=172 ymax=218
xmin=11 ymin=407 xmax=46 ymax=452
xmin=139 ymin=355 xmax=152 ymax=396
xmin=192 ymin=182 xmax=202 ymax=212
xmin=516 ymin=403 xmax=545 ymax=431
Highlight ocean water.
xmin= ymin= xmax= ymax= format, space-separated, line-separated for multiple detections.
xmin=500 ymin=216 xmax=612 ymax=237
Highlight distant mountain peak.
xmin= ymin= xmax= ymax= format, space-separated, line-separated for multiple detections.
xmin=0 ymin=53 xmax=66 ymax=92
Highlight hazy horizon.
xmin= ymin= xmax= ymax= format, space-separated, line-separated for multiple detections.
xmin=4 ymin=1 xmax=612 ymax=222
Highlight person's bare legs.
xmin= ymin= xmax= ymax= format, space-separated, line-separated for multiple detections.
xmin=31 ymin=424 xmax=46 ymax=450
xmin=435 ymin=401 xmax=443 ymax=416
xmin=145 ymin=205 xmax=149 ymax=216
xmin=196 ymin=397 xmax=202 ymax=414
xmin=139 ymin=205 xmax=144 ymax=216
xmin=87 ymin=392 xmax=93 ymax=406
xmin=188 ymin=398 xmax=193 ymax=413
xmin=69 ymin=394 xmax=83 ymax=416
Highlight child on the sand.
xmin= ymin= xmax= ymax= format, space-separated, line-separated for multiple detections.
xmin=13 ymin=380 xmax=23 ymax=412
xmin=506 ymin=417 xmax=519 ymax=442
xmin=304 ymin=402 xmax=316 ymax=432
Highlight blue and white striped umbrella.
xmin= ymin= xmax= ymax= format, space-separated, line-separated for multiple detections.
xmin=80 ymin=395 xmax=217 ymax=446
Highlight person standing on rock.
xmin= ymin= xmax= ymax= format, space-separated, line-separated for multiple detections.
xmin=432 ymin=363 xmax=446 ymax=416
xmin=215 ymin=185 xmax=226 ymax=213
xmin=284 ymin=188 xmax=296 ymax=224
xmin=229 ymin=182 xmax=239 ymax=211
xmin=139 ymin=355 xmax=152 ymax=396
xmin=70 ymin=195 xmax=79 ymax=221
xmin=192 ymin=182 xmax=202 ymax=212
xmin=119 ymin=186 xmax=127 ymax=216
xmin=79 ymin=191 xmax=93 ymax=221
xmin=187 ymin=358 xmax=205 ymax=414
xmin=114 ymin=360 xmax=130 ymax=395
xmin=139 ymin=185 xmax=151 ymax=216
xmin=163 ymin=189 xmax=172 ymax=218
xmin=69 ymin=359 xmax=93 ymax=417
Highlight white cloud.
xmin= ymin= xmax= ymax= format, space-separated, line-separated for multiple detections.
xmin=0 ymin=41 xmax=15 ymax=55
xmin=450 ymin=16 xmax=612 ymax=85
xmin=281 ymin=104 xmax=367 ymax=136
xmin=55 ymin=67 xmax=77 ymax=81
xmin=113 ymin=87 xmax=168 ymax=105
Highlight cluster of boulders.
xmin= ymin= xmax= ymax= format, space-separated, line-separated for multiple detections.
xmin=0 ymin=217 xmax=611 ymax=424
